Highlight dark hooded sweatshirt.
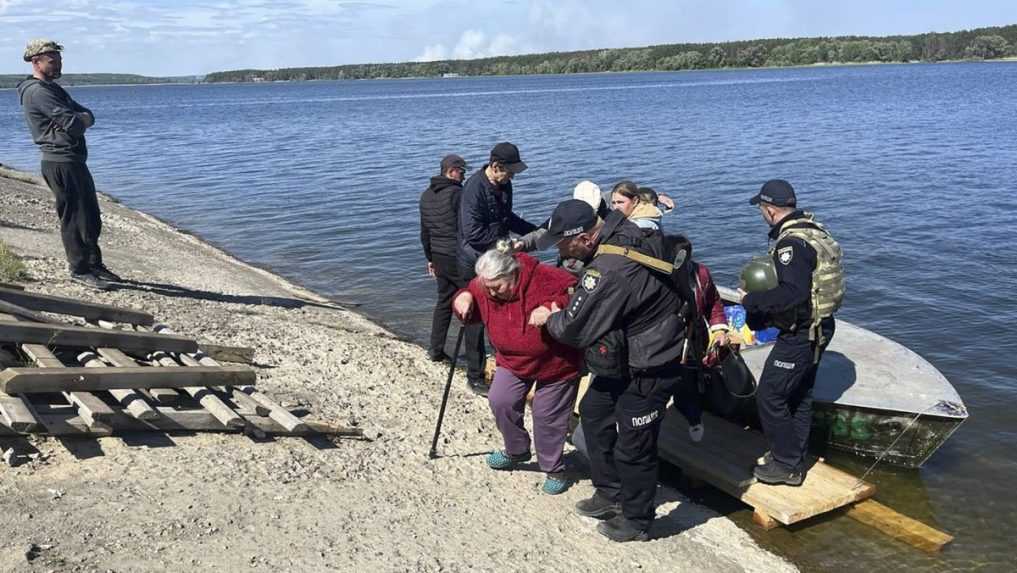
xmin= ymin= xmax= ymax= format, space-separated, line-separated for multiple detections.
xmin=17 ymin=77 xmax=93 ymax=163
xmin=419 ymin=175 xmax=462 ymax=261
xmin=460 ymin=253 xmax=581 ymax=382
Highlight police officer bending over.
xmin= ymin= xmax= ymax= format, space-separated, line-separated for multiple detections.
xmin=529 ymin=199 xmax=687 ymax=542
xmin=740 ymin=180 xmax=844 ymax=486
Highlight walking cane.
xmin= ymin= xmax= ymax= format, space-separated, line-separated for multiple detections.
xmin=428 ymin=325 xmax=467 ymax=460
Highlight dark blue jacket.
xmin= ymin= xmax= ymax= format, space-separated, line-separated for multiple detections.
xmin=456 ymin=165 xmax=537 ymax=270
xmin=743 ymin=210 xmax=817 ymax=333
xmin=547 ymin=211 xmax=686 ymax=370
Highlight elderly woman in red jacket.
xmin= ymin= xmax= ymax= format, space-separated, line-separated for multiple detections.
xmin=453 ymin=248 xmax=581 ymax=495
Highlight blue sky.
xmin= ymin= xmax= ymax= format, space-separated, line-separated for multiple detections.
xmin=2 ymin=0 xmax=1015 ymax=76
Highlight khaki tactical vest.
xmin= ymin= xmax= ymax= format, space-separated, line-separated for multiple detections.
xmin=771 ymin=213 xmax=845 ymax=325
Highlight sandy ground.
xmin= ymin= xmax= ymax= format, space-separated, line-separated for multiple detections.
xmin=0 ymin=166 xmax=795 ymax=573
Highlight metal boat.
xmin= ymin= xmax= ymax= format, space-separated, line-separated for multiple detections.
xmin=716 ymin=286 xmax=968 ymax=468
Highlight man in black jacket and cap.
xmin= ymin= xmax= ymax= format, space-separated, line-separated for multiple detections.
xmin=17 ymin=39 xmax=121 ymax=290
xmin=740 ymin=179 xmax=844 ymax=486
xmin=529 ymin=199 xmax=688 ymax=543
xmin=456 ymin=142 xmax=538 ymax=395
xmin=420 ymin=154 xmax=468 ymax=362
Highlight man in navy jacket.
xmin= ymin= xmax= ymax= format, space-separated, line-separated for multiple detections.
xmin=456 ymin=142 xmax=537 ymax=395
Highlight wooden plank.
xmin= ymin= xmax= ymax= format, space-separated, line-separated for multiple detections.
xmin=0 ymin=312 xmax=40 ymax=431
xmin=96 ymin=347 xmax=180 ymax=404
xmin=151 ymin=324 xmax=302 ymax=430
xmin=0 ymin=391 xmax=39 ymax=432
xmin=0 ymin=299 xmax=59 ymax=324
xmin=191 ymin=352 xmax=307 ymax=432
xmin=77 ymin=351 xmax=159 ymax=421
xmin=148 ymin=350 xmax=244 ymax=430
xmin=12 ymin=406 xmax=364 ymax=438
xmin=92 ymin=320 xmax=182 ymax=404
xmin=21 ymin=343 xmax=115 ymax=431
xmin=138 ymin=324 xmax=245 ymax=429
xmin=0 ymin=320 xmax=197 ymax=354
xmin=845 ymin=499 xmax=954 ymax=553
xmin=657 ymin=410 xmax=875 ymax=526
xmin=20 ymin=343 xmax=64 ymax=368
xmin=150 ymin=320 xmax=256 ymax=364
xmin=752 ymin=509 xmax=780 ymax=530
xmin=174 ymin=353 xmax=268 ymax=415
xmin=0 ymin=366 xmax=256 ymax=393
xmin=0 ymin=286 xmax=154 ymax=325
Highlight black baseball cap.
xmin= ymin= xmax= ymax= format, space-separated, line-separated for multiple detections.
xmin=535 ymin=199 xmax=598 ymax=251
xmin=440 ymin=154 xmax=466 ymax=173
xmin=490 ymin=142 xmax=528 ymax=174
xmin=749 ymin=179 xmax=797 ymax=207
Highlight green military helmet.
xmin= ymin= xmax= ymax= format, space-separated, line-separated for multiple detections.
xmin=740 ymin=255 xmax=778 ymax=293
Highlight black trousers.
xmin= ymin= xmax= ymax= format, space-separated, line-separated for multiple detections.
xmin=41 ymin=160 xmax=103 ymax=275
xmin=428 ymin=253 xmax=460 ymax=357
xmin=457 ymin=262 xmax=486 ymax=383
xmin=756 ymin=317 xmax=836 ymax=472
xmin=674 ymin=365 xmax=703 ymax=426
xmin=578 ymin=363 xmax=682 ymax=531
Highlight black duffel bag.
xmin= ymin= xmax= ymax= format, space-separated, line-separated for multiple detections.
xmin=715 ymin=346 xmax=757 ymax=399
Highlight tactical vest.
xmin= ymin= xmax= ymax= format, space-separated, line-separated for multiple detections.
xmin=771 ymin=213 xmax=845 ymax=326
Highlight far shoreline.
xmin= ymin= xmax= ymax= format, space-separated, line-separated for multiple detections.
xmin=1 ymin=57 xmax=1014 ymax=90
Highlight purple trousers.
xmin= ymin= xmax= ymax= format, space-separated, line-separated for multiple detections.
xmin=488 ymin=367 xmax=578 ymax=475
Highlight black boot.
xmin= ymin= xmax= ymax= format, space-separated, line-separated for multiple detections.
xmin=92 ymin=263 xmax=122 ymax=282
xmin=467 ymin=378 xmax=488 ymax=397
xmin=574 ymin=492 xmax=621 ymax=519
xmin=753 ymin=461 xmax=804 ymax=486
xmin=596 ymin=515 xmax=649 ymax=542
xmin=70 ymin=272 xmax=111 ymax=291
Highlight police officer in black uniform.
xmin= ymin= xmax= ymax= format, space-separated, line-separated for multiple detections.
xmin=740 ymin=180 xmax=842 ymax=486
xmin=528 ymin=199 xmax=687 ymax=542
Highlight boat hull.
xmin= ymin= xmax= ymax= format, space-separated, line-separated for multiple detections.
xmin=812 ymin=403 xmax=965 ymax=469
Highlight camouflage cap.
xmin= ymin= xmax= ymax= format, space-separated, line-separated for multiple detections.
xmin=24 ymin=39 xmax=64 ymax=62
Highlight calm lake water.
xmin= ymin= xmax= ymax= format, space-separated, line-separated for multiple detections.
xmin=2 ymin=63 xmax=1015 ymax=572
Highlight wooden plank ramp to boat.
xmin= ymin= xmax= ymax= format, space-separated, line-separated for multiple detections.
xmin=658 ymin=408 xmax=954 ymax=552
xmin=658 ymin=409 xmax=876 ymax=526
xmin=844 ymin=499 xmax=954 ymax=553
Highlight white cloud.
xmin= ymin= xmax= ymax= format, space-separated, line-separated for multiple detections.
xmin=415 ymin=43 xmax=448 ymax=62
xmin=414 ymin=29 xmax=522 ymax=62
xmin=0 ymin=0 xmax=23 ymax=15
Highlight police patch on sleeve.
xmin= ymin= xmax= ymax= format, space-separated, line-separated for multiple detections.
xmin=777 ymin=246 xmax=794 ymax=266
xmin=581 ymin=269 xmax=602 ymax=292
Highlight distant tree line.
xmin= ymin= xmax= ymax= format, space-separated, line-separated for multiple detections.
xmin=0 ymin=74 xmax=200 ymax=90
xmin=205 ymin=24 xmax=1017 ymax=83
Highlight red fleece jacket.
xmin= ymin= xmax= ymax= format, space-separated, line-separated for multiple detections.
xmin=461 ymin=253 xmax=581 ymax=382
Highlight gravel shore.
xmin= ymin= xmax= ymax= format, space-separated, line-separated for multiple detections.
xmin=0 ymin=166 xmax=795 ymax=572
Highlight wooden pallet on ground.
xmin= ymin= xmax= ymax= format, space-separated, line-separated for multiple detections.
xmin=0 ymin=287 xmax=363 ymax=446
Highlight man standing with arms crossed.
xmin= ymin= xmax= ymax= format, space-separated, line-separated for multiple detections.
xmin=17 ymin=39 xmax=121 ymax=290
